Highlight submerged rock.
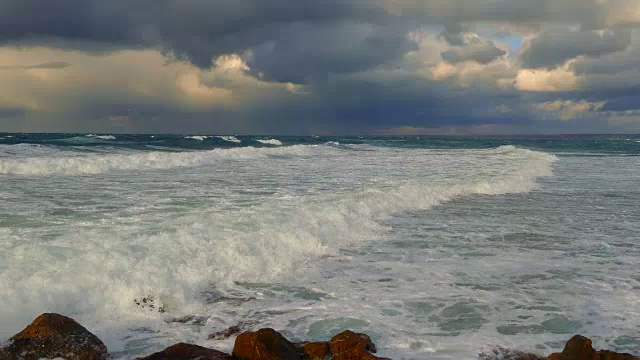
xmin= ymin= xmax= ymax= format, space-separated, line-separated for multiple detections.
xmin=136 ymin=343 xmax=232 ymax=360
xmin=0 ymin=313 xmax=110 ymax=360
xmin=545 ymin=335 xmax=639 ymax=360
xmin=134 ymin=295 xmax=165 ymax=313
xmin=479 ymin=346 xmax=542 ymax=360
xmin=208 ymin=325 xmax=243 ymax=340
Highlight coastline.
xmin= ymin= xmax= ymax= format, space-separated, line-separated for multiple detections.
xmin=1 ymin=313 xmax=638 ymax=360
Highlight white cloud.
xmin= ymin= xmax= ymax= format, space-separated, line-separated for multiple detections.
xmin=515 ymin=61 xmax=580 ymax=92
xmin=404 ymin=30 xmax=516 ymax=89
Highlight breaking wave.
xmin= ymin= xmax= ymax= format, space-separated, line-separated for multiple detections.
xmin=87 ymin=134 xmax=116 ymax=140
xmin=217 ymin=136 xmax=241 ymax=143
xmin=0 ymin=146 xmax=556 ymax=331
xmin=184 ymin=136 xmax=209 ymax=141
xmin=0 ymin=144 xmax=327 ymax=176
xmin=256 ymin=139 xmax=283 ymax=146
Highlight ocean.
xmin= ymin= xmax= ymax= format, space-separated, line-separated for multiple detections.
xmin=0 ymin=133 xmax=638 ymax=359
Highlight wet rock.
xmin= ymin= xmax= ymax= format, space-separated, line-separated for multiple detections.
xmin=545 ymin=335 xmax=639 ymax=360
xmin=232 ymin=328 xmax=301 ymax=360
xmin=301 ymin=342 xmax=331 ymax=360
xmin=137 ymin=343 xmax=232 ymax=360
xmin=208 ymin=325 xmax=243 ymax=340
xmin=0 ymin=313 xmax=110 ymax=360
xmin=329 ymin=330 xmax=389 ymax=360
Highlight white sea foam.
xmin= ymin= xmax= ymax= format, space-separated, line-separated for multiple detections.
xmin=0 ymin=145 xmax=558 ymax=347
xmin=11 ymin=145 xmax=637 ymax=360
xmin=0 ymin=145 xmax=321 ymax=176
xmin=216 ymin=136 xmax=242 ymax=143
xmin=185 ymin=135 xmax=209 ymax=141
xmin=87 ymin=134 xmax=116 ymax=140
xmin=256 ymin=138 xmax=283 ymax=146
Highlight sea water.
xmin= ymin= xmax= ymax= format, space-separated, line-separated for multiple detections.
xmin=0 ymin=134 xmax=638 ymax=359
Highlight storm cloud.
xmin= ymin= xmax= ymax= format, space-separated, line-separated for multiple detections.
xmin=0 ymin=0 xmax=639 ymax=134
xmin=520 ymin=29 xmax=632 ymax=69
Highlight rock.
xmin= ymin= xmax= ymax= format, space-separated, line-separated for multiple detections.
xmin=0 ymin=313 xmax=110 ymax=360
xmin=137 ymin=343 xmax=233 ymax=360
xmin=329 ymin=330 xmax=388 ymax=360
xmin=208 ymin=325 xmax=243 ymax=340
xmin=232 ymin=328 xmax=301 ymax=360
xmin=545 ymin=335 xmax=639 ymax=360
xmin=301 ymin=342 xmax=331 ymax=360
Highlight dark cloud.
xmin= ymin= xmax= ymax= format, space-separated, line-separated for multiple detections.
xmin=0 ymin=0 xmax=386 ymax=67
xmin=441 ymin=43 xmax=506 ymax=64
xmin=0 ymin=106 xmax=25 ymax=118
xmin=520 ymin=29 xmax=632 ymax=68
xmin=0 ymin=0 xmax=639 ymax=134
xmin=243 ymin=20 xmax=417 ymax=83
xmin=439 ymin=24 xmax=506 ymax=64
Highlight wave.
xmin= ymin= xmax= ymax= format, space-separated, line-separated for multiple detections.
xmin=0 ymin=143 xmax=62 ymax=158
xmin=184 ymin=136 xmax=209 ymax=141
xmin=87 ymin=134 xmax=116 ymax=140
xmin=217 ymin=136 xmax=241 ymax=143
xmin=256 ymin=138 xmax=283 ymax=146
xmin=56 ymin=135 xmax=117 ymax=144
xmin=0 ymin=144 xmax=327 ymax=176
xmin=0 ymin=146 xmax=557 ymax=331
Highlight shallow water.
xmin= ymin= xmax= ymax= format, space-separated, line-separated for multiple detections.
xmin=0 ymin=134 xmax=638 ymax=359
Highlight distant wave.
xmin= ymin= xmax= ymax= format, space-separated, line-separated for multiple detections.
xmin=216 ymin=135 xmax=242 ymax=143
xmin=0 ymin=144 xmax=556 ymax=177
xmin=0 ymin=144 xmax=328 ymax=176
xmin=256 ymin=139 xmax=283 ymax=146
xmin=184 ymin=136 xmax=209 ymax=141
xmin=87 ymin=134 xmax=116 ymax=140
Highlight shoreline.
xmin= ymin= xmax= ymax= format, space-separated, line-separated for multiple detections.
xmin=2 ymin=313 xmax=638 ymax=360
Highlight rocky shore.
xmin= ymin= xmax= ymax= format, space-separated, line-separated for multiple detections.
xmin=1 ymin=313 xmax=638 ymax=360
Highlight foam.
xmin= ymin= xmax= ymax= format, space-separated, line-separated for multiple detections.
xmin=185 ymin=135 xmax=209 ymax=141
xmin=0 ymin=145 xmax=565 ymax=357
xmin=87 ymin=134 xmax=117 ymax=140
xmin=0 ymin=144 xmax=323 ymax=176
xmin=256 ymin=139 xmax=283 ymax=146
xmin=217 ymin=136 xmax=242 ymax=143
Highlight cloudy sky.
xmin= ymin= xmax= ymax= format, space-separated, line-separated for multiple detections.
xmin=1 ymin=0 xmax=640 ymax=134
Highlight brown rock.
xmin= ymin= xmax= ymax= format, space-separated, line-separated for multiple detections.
xmin=137 ymin=343 xmax=233 ymax=360
xmin=329 ymin=330 xmax=388 ymax=360
xmin=301 ymin=342 xmax=331 ymax=360
xmin=232 ymin=328 xmax=301 ymax=360
xmin=546 ymin=335 xmax=639 ymax=360
xmin=1 ymin=313 xmax=110 ymax=360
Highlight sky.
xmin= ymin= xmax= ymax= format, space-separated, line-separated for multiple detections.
xmin=1 ymin=0 xmax=640 ymax=134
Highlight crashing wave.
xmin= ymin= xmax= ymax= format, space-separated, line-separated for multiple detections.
xmin=216 ymin=136 xmax=242 ymax=143
xmin=185 ymin=136 xmax=209 ymax=141
xmin=256 ymin=139 xmax=283 ymax=146
xmin=86 ymin=134 xmax=116 ymax=140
